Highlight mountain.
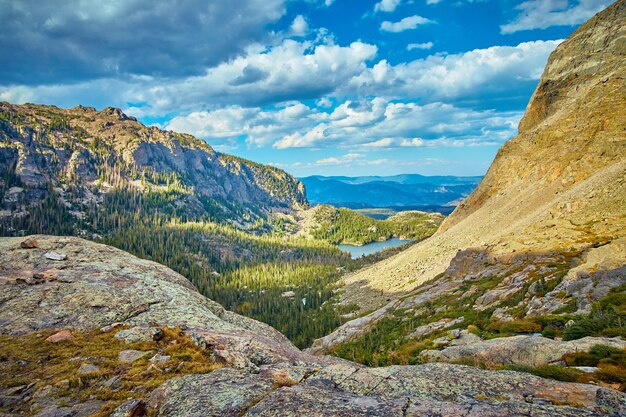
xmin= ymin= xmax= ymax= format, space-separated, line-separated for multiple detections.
xmin=0 ymin=102 xmax=306 ymax=234
xmin=311 ymin=0 xmax=626 ymax=365
xmin=300 ymin=174 xmax=481 ymax=213
xmin=1 ymin=235 xmax=621 ymax=416
xmin=0 ymin=102 xmax=352 ymax=350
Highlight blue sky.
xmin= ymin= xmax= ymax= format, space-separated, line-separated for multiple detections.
xmin=0 ymin=0 xmax=613 ymax=176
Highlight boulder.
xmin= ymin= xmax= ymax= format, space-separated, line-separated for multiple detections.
xmin=45 ymin=330 xmax=73 ymax=343
xmin=1 ymin=235 xmax=624 ymax=417
xmin=421 ymin=335 xmax=626 ymax=367
xmin=43 ymin=252 xmax=66 ymax=261
xmin=118 ymin=350 xmax=153 ymax=364
xmin=77 ymin=363 xmax=100 ymax=374
xmin=20 ymin=238 xmax=38 ymax=249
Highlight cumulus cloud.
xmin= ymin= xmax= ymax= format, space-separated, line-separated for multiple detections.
xmin=315 ymin=153 xmax=364 ymax=166
xmin=362 ymin=138 xmax=395 ymax=147
xmin=166 ymin=102 xmax=327 ymax=148
xmin=0 ymin=0 xmax=286 ymax=84
xmin=407 ymin=42 xmax=434 ymax=50
xmin=349 ymin=39 xmax=562 ymax=100
xmin=290 ymin=15 xmax=309 ymax=36
xmin=500 ymin=0 xmax=612 ymax=34
xmin=375 ymin=0 xmax=402 ymax=12
xmin=166 ymin=97 xmax=522 ymax=151
xmin=1 ymin=38 xmax=558 ymax=117
xmin=381 ymin=15 xmax=432 ymax=32
xmin=129 ymin=39 xmax=377 ymax=113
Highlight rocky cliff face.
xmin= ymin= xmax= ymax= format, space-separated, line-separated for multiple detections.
xmin=314 ymin=1 xmax=625 ymax=353
xmin=0 ymin=103 xmax=307 ymax=231
xmin=1 ymin=235 xmax=623 ymax=416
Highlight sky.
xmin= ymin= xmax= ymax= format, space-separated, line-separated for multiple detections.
xmin=0 ymin=0 xmax=614 ymax=177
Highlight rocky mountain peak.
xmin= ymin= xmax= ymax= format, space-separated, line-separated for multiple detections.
xmin=444 ymin=0 xmax=625 ymax=229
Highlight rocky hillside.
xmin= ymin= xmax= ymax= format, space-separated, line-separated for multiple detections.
xmin=0 ymin=102 xmax=306 ymax=234
xmin=312 ymin=2 xmax=625 ymax=356
xmin=1 ymin=235 xmax=624 ymax=416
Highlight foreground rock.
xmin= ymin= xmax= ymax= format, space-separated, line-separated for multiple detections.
xmin=421 ymin=335 xmax=626 ymax=367
xmin=0 ymin=235 xmax=318 ymax=369
xmin=1 ymin=235 xmax=623 ymax=416
xmin=146 ymin=364 xmax=624 ymax=417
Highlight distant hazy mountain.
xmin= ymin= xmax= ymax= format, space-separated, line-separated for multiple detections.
xmin=299 ymin=175 xmax=482 ymax=213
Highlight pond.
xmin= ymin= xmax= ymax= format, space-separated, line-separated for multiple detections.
xmin=338 ymin=238 xmax=412 ymax=259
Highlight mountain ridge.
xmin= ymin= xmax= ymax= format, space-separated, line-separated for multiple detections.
xmin=0 ymin=102 xmax=307 ymax=232
xmin=300 ymin=174 xmax=481 ymax=211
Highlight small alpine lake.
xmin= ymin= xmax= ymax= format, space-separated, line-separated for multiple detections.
xmin=338 ymin=237 xmax=412 ymax=259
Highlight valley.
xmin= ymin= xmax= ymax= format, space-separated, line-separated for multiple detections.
xmin=0 ymin=1 xmax=625 ymax=416
xmin=0 ymin=103 xmax=445 ymax=348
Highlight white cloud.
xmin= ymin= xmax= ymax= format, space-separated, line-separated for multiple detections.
xmin=166 ymin=102 xmax=328 ymax=148
xmin=1 ymin=38 xmax=559 ymax=118
xmin=375 ymin=0 xmax=402 ymax=13
xmin=290 ymin=15 xmax=309 ymax=36
xmin=128 ymin=38 xmax=377 ymax=114
xmin=317 ymin=97 xmax=333 ymax=108
xmin=167 ymin=96 xmax=521 ymax=152
xmin=381 ymin=15 xmax=431 ymax=32
xmin=348 ymin=39 xmax=562 ymax=99
xmin=500 ymin=0 xmax=612 ymax=34
xmin=363 ymin=138 xmax=394 ymax=147
xmin=400 ymin=138 xmax=425 ymax=147
xmin=407 ymin=42 xmax=434 ymax=50
xmin=315 ymin=153 xmax=364 ymax=166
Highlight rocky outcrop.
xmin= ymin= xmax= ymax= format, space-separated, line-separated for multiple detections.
xmin=147 ymin=363 xmax=625 ymax=416
xmin=421 ymin=335 xmax=626 ymax=367
xmin=0 ymin=102 xmax=307 ymax=226
xmin=1 ymin=235 xmax=623 ymax=416
xmin=0 ymin=235 xmax=317 ymax=369
xmin=316 ymin=0 xmax=626 ymax=349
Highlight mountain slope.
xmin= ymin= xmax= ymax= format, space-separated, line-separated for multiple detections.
xmin=0 ymin=103 xmax=306 ymax=232
xmin=313 ymin=0 xmax=626 ymax=353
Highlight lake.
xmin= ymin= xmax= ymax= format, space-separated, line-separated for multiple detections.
xmin=338 ymin=238 xmax=412 ymax=259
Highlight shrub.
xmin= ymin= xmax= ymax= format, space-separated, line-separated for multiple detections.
xmin=595 ymin=365 xmax=626 ymax=384
xmin=530 ymin=365 xmax=583 ymax=382
xmin=541 ymin=327 xmax=558 ymax=339
xmin=487 ymin=319 xmax=541 ymax=334
xmin=563 ymin=352 xmax=598 ymax=367
xmin=563 ymin=311 xmax=619 ymax=341
xmin=554 ymin=299 xmax=578 ymax=314
xmin=467 ymin=324 xmax=481 ymax=336
xmin=589 ymin=344 xmax=623 ymax=358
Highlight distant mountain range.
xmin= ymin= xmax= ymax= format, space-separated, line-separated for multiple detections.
xmin=299 ymin=174 xmax=482 ymax=214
